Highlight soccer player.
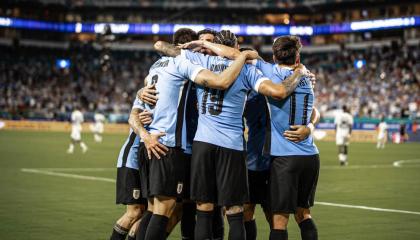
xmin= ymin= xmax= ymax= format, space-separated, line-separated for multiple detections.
xmin=154 ymin=30 xmax=312 ymax=240
xmin=376 ymin=117 xmax=388 ymax=149
xmin=135 ymin=37 xmax=257 ymax=240
xmin=150 ymin=28 xmax=225 ymax=240
xmin=67 ymin=106 xmax=88 ymax=154
xmin=91 ymin=112 xmax=105 ymax=142
xmin=247 ymin=36 xmax=320 ymax=240
xmin=109 ymin=100 xmax=152 ymax=240
xmin=335 ymin=105 xmax=354 ymax=166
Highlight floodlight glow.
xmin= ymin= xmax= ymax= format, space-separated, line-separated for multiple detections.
xmin=350 ymin=17 xmax=416 ymax=31
xmin=0 ymin=17 xmax=12 ymax=26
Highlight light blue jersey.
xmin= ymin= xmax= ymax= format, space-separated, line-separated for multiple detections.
xmin=181 ymin=50 xmax=269 ymax=151
xmin=144 ymin=55 xmax=205 ymax=149
xmin=255 ymin=60 xmax=319 ymax=156
xmin=244 ymin=91 xmax=271 ymax=171
xmin=116 ymin=99 xmax=143 ymax=169
xmin=182 ymin=84 xmax=199 ymax=154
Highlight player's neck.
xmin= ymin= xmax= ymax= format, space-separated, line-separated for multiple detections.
xmin=278 ymin=63 xmax=297 ymax=70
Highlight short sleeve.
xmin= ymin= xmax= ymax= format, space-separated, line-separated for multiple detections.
xmin=180 ymin=50 xmax=208 ymax=66
xmin=132 ymin=98 xmax=144 ymax=110
xmin=255 ymin=59 xmax=274 ymax=78
xmin=175 ymin=56 xmax=206 ymax=82
xmin=244 ymin=64 xmax=270 ymax=92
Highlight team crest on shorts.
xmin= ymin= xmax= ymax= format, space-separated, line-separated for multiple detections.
xmin=133 ymin=189 xmax=140 ymax=199
xmin=177 ymin=182 xmax=183 ymax=194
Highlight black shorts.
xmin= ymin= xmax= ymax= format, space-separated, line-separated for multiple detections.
xmin=248 ymin=169 xmax=269 ymax=210
xmin=183 ymin=153 xmax=192 ymax=200
xmin=269 ymin=154 xmax=320 ymax=214
xmin=190 ymin=141 xmax=249 ymax=206
xmin=116 ymin=167 xmax=147 ymax=205
xmin=139 ymin=146 xmax=186 ymax=199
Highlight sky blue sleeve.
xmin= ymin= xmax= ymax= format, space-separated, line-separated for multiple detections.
xmin=255 ymin=59 xmax=274 ymax=78
xmin=244 ymin=64 xmax=271 ymax=92
xmin=180 ymin=50 xmax=209 ymax=67
xmin=175 ymin=56 xmax=206 ymax=82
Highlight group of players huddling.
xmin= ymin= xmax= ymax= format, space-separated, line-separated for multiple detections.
xmin=110 ymin=28 xmax=321 ymax=240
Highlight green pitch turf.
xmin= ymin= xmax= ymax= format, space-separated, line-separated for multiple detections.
xmin=1 ymin=130 xmax=420 ymax=240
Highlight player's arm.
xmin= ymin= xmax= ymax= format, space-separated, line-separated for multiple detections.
xmin=154 ymin=41 xmax=181 ymax=57
xmin=128 ymin=108 xmax=168 ymax=159
xmin=284 ymin=107 xmax=320 ymax=142
xmin=257 ymin=64 xmax=308 ymax=100
xmin=137 ymin=85 xmax=158 ymax=106
xmin=193 ymin=51 xmax=256 ymax=90
xmin=180 ymin=40 xmax=242 ymax=60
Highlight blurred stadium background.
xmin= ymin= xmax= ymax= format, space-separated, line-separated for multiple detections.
xmin=0 ymin=0 xmax=420 ymax=239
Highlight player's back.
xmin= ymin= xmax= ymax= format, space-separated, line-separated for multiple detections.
xmin=335 ymin=112 xmax=353 ymax=136
xmin=145 ymin=55 xmax=203 ymax=148
xmin=182 ymin=51 xmax=267 ymax=151
xmin=254 ymin=60 xmax=318 ymax=156
xmin=71 ymin=110 xmax=84 ymax=126
xmin=244 ymin=91 xmax=271 ymax=170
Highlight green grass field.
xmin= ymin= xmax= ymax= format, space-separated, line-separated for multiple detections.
xmin=1 ymin=130 xmax=420 ymax=240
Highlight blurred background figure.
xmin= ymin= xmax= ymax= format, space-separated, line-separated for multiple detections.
xmin=91 ymin=111 xmax=105 ymax=143
xmin=67 ymin=106 xmax=88 ymax=154
xmin=334 ymin=106 xmax=354 ymax=166
xmin=376 ymin=117 xmax=388 ymax=149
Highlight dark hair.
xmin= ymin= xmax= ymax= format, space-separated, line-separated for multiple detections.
xmin=173 ymin=28 xmax=198 ymax=45
xmin=239 ymin=47 xmax=254 ymax=52
xmin=342 ymin=105 xmax=349 ymax=113
xmin=197 ymin=28 xmax=217 ymax=37
xmin=272 ymin=35 xmax=302 ymax=65
xmin=214 ymin=30 xmax=237 ymax=47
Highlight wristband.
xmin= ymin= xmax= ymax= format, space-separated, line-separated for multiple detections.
xmin=307 ymin=122 xmax=315 ymax=133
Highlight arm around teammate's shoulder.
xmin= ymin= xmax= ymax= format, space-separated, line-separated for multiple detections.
xmin=257 ymin=64 xmax=309 ymax=100
xmin=193 ymin=50 xmax=258 ymax=90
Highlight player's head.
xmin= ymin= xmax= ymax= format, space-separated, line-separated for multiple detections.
xmin=197 ymin=28 xmax=217 ymax=55
xmin=198 ymin=28 xmax=217 ymax=42
xmin=272 ymin=35 xmax=302 ymax=66
xmin=342 ymin=105 xmax=349 ymax=113
xmin=173 ymin=28 xmax=198 ymax=45
xmin=214 ymin=30 xmax=239 ymax=49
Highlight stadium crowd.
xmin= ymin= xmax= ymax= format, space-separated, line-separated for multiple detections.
xmin=0 ymin=41 xmax=419 ymax=121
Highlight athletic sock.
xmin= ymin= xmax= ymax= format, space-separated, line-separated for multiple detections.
xmin=195 ymin=210 xmax=213 ymax=240
xmin=226 ymin=212 xmax=246 ymax=240
xmin=212 ymin=206 xmax=224 ymax=240
xmin=110 ymin=224 xmax=129 ymax=240
xmin=144 ymin=214 xmax=169 ymax=240
xmin=136 ymin=210 xmax=152 ymax=240
xmin=299 ymin=219 xmax=318 ymax=240
xmin=181 ymin=202 xmax=196 ymax=239
xmin=245 ymin=219 xmax=257 ymax=240
xmin=270 ymin=229 xmax=288 ymax=240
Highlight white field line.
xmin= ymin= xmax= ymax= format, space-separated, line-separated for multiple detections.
xmin=392 ymin=159 xmax=420 ymax=167
xmin=21 ymin=167 xmax=420 ymax=216
xmin=23 ymin=167 xmax=115 ymax=172
xmin=21 ymin=168 xmax=115 ymax=183
xmin=316 ymin=201 xmax=420 ymax=216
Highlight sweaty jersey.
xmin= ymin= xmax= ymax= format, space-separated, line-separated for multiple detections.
xmin=244 ymin=91 xmax=271 ymax=171
xmin=335 ymin=111 xmax=354 ymax=137
xmin=255 ymin=60 xmax=319 ymax=156
xmin=117 ymin=99 xmax=143 ymax=169
xmin=143 ymin=55 xmax=205 ymax=149
xmin=181 ymin=50 xmax=269 ymax=151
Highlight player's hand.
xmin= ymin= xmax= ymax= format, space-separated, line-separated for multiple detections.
xmin=137 ymin=84 xmax=158 ymax=105
xmin=294 ymin=63 xmax=309 ymax=76
xmin=241 ymin=50 xmax=260 ymax=60
xmin=284 ymin=125 xmax=311 ymax=142
xmin=308 ymin=72 xmax=316 ymax=89
xmin=138 ymin=110 xmax=153 ymax=125
xmin=178 ymin=40 xmax=204 ymax=51
xmin=143 ymin=132 xmax=168 ymax=160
